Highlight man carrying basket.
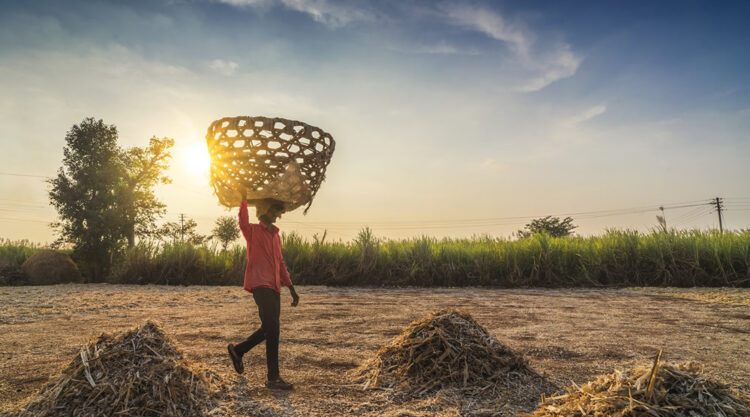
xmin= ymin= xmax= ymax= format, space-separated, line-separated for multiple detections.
xmin=208 ymin=115 xmax=335 ymax=391
xmin=227 ymin=197 xmax=299 ymax=390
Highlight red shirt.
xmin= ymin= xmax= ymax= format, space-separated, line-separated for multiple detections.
xmin=238 ymin=200 xmax=293 ymax=293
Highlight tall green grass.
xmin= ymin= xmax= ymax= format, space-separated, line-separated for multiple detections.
xmin=111 ymin=242 xmax=246 ymax=285
xmin=0 ymin=238 xmax=45 ymax=266
xmin=281 ymin=229 xmax=749 ymax=287
xmin=2 ymin=230 xmax=749 ymax=287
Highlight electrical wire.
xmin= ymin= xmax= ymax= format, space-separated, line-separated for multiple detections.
xmin=670 ymin=206 xmax=708 ymax=223
xmin=0 ymin=217 xmax=51 ymax=224
xmin=281 ymin=200 xmax=713 ymax=227
xmin=671 ymin=207 xmax=714 ymax=228
xmin=0 ymin=172 xmax=49 ymax=179
xmin=0 ymin=171 xmax=745 ymax=232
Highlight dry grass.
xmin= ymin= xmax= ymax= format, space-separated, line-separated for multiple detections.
xmin=356 ymin=309 xmax=542 ymax=392
xmin=355 ymin=309 xmax=557 ymax=416
xmin=12 ymin=320 xmax=221 ymax=417
xmin=529 ymin=352 xmax=750 ymax=416
xmin=632 ymin=287 xmax=750 ymax=307
xmin=1 ymin=285 xmax=749 ymax=416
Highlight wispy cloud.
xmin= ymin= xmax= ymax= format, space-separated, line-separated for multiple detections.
xmin=441 ymin=4 xmax=531 ymax=58
xmin=519 ymin=45 xmax=582 ymax=92
xmin=393 ymin=41 xmax=480 ymax=55
xmin=441 ymin=3 xmax=582 ymax=92
xmin=208 ymin=59 xmax=239 ymax=76
xmin=216 ymin=0 xmax=375 ymax=27
xmin=478 ymin=157 xmax=501 ymax=172
xmin=563 ymin=104 xmax=607 ymax=128
xmin=218 ymin=0 xmax=270 ymax=5
xmin=281 ymin=0 xmax=374 ymax=27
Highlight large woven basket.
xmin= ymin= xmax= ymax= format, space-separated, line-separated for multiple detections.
xmin=206 ymin=116 xmax=335 ymax=212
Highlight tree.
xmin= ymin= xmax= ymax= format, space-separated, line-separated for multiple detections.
xmin=157 ymin=215 xmax=208 ymax=245
xmin=48 ymin=118 xmax=125 ymax=280
xmin=48 ymin=118 xmax=174 ymax=280
xmin=119 ymin=137 xmax=174 ymax=247
xmin=212 ymin=216 xmax=240 ymax=251
xmin=517 ymin=216 xmax=577 ymax=238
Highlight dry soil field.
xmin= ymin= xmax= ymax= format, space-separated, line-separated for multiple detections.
xmin=1 ymin=284 xmax=749 ymax=416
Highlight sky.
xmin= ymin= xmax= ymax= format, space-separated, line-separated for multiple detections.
xmin=1 ymin=0 xmax=749 ymax=243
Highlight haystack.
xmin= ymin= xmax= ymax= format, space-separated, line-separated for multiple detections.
xmin=21 ymin=250 xmax=81 ymax=285
xmin=15 ymin=321 xmax=219 ymax=417
xmin=355 ymin=309 xmax=555 ymax=404
xmin=530 ymin=352 xmax=750 ymax=417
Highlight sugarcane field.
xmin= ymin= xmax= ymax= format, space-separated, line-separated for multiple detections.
xmin=1 ymin=285 xmax=748 ymax=416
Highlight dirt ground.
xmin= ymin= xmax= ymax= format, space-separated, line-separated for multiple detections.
xmin=1 ymin=284 xmax=749 ymax=416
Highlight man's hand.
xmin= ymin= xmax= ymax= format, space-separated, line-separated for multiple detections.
xmin=289 ymin=286 xmax=299 ymax=307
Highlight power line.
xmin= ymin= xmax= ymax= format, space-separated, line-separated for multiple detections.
xmin=0 ymin=203 xmax=48 ymax=209
xmin=0 ymin=207 xmax=50 ymax=213
xmin=0 ymin=198 xmax=47 ymax=204
xmin=671 ymin=207 xmax=713 ymax=227
xmin=281 ymin=200 xmax=712 ymax=228
xmin=0 ymin=172 xmax=49 ymax=179
xmin=0 ymin=217 xmax=51 ymax=224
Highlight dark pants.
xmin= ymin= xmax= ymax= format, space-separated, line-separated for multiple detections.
xmin=235 ymin=287 xmax=281 ymax=380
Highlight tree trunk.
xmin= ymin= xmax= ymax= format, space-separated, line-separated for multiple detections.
xmin=127 ymin=225 xmax=135 ymax=248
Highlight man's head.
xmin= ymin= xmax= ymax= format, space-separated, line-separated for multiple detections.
xmin=254 ymin=198 xmax=286 ymax=225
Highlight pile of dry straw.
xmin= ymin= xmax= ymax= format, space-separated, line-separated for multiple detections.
xmin=14 ymin=320 xmax=219 ymax=417
xmin=530 ymin=351 xmax=750 ymax=416
xmin=355 ymin=309 xmax=555 ymax=402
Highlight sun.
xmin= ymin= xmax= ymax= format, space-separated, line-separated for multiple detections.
xmin=183 ymin=143 xmax=211 ymax=180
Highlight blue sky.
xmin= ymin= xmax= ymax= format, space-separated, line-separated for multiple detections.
xmin=1 ymin=0 xmax=748 ymax=242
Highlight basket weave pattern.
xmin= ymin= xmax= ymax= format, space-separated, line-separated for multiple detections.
xmin=206 ymin=116 xmax=335 ymax=211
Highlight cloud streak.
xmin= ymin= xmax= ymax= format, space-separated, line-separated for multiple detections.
xmin=209 ymin=59 xmax=239 ymax=76
xmin=392 ymin=41 xmax=480 ymax=55
xmin=563 ymin=104 xmax=607 ymax=128
xmin=216 ymin=0 xmax=375 ymax=27
xmin=441 ymin=3 xmax=582 ymax=91
xmin=441 ymin=4 xmax=531 ymax=58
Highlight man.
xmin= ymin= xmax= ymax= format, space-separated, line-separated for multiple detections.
xmin=227 ymin=197 xmax=299 ymax=390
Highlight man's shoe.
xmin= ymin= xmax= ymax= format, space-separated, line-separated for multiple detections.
xmin=227 ymin=344 xmax=244 ymax=374
xmin=265 ymin=377 xmax=294 ymax=390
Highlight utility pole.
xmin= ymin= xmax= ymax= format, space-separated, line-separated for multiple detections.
xmin=179 ymin=213 xmax=185 ymax=242
xmin=712 ymin=197 xmax=724 ymax=233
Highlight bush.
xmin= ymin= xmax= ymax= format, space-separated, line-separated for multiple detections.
xmin=0 ymin=264 xmax=29 ymax=286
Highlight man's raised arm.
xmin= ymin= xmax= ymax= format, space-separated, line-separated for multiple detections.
xmin=238 ymin=199 xmax=253 ymax=240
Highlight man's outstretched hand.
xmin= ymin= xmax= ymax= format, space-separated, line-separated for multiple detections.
xmin=289 ymin=286 xmax=300 ymax=307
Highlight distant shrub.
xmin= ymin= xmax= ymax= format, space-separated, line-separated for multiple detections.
xmin=0 ymin=264 xmax=29 ymax=286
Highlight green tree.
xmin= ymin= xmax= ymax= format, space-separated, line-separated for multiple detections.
xmin=212 ymin=216 xmax=240 ymax=251
xmin=120 ymin=137 xmax=174 ymax=247
xmin=157 ymin=216 xmax=208 ymax=245
xmin=48 ymin=118 xmax=125 ymax=280
xmin=517 ymin=216 xmax=577 ymax=238
xmin=48 ymin=118 xmax=174 ymax=280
